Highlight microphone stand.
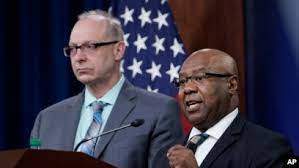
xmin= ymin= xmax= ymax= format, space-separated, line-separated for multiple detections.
xmin=74 ymin=119 xmax=144 ymax=152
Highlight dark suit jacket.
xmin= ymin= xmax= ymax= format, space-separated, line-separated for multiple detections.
xmin=31 ymin=80 xmax=184 ymax=168
xmin=187 ymin=114 xmax=293 ymax=168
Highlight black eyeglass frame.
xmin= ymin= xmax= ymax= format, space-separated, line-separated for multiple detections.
xmin=63 ymin=40 xmax=119 ymax=57
xmin=173 ymin=72 xmax=233 ymax=87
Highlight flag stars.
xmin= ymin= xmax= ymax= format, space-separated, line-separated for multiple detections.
xmin=124 ymin=33 xmax=130 ymax=46
xmin=161 ymin=0 xmax=168 ymax=5
xmin=147 ymin=85 xmax=159 ymax=93
xmin=170 ymin=38 xmax=185 ymax=57
xmin=166 ymin=63 xmax=180 ymax=82
xmin=146 ymin=61 xmax=162 ymax=81
xmin=127 ymin=58 xmax=143 ymax=78
xmin=138 ymin=8 xmax=152 ymax=27
xmin=120 ymin=6 xmax=134 ymax=26
xmin=116 ymin=3 xmax=187 ymax=96
xmin=134 ymin=34 xmax=148 ymax=53
xmin=152 ymin=35 xmax=165 ymax=55
xmin=153 ymin=11 xmax=169 ymax=30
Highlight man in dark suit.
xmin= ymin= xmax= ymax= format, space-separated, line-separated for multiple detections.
xmin=31 ymin=10 xmax=183 ymax=168
xmin=167 ymin=49 xmax=293 ymax=168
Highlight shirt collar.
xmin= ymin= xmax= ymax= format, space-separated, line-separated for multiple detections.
xmin=83 ymin=74 xmax=125 ymax=108
xmin=189 ymin=108 xmax=239 ymax=140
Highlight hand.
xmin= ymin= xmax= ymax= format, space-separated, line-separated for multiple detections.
xmin=167 ymin=144 xmax=198 ymax=168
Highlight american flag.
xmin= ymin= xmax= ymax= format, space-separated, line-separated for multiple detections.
xmin=104 ymin=0 xmax=187 ymax=97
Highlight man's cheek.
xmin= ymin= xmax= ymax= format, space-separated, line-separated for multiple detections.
xmin=178 ymin=91 xmax=185 ymax=111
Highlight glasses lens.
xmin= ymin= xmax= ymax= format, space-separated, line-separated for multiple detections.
xmin=64 ymin=46 xmax=78 ymax=57
xmin=82 ymin=44 xmax=97 ymax=54
xmin=63 ymin=47 xmax=71 ymax=57
xmin=173 ymin=79 xmax=180 ymax=87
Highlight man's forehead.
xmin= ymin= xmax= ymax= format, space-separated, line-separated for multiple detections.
xmin=180 ymin=54 xmax=227 ymax=75
xmin=69 ymin=19 xmax=107 ymax=44
xmin=180 ymin=54 xmax=210 ymax=70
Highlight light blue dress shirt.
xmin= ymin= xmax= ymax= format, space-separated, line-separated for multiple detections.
xmin=74 ymin=75 xmax=125 ymax=149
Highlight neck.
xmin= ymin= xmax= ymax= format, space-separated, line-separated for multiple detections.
xmin=87 ymin=73 xmax=121 ymax=99
xmin=229 ymin=94 xmax=239 ymax=112
xmin=195 ymin=96 xmax=238 ymax=132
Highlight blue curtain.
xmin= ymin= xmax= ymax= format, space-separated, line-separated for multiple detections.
xmin=0 ymin=0 xmax=109 ymax=150
xmin=245 ymin=0 xmax=299 ymax=154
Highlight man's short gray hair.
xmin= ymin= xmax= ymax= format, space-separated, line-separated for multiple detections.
xmin=78 ymin=10 xmax=124 ymax=41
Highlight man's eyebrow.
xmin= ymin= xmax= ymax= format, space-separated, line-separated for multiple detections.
xmin=68 ymin=42 xmax=77 ymax=46
xmin=178 ymin=72 xmax=186 ymax=76
xmin=178 ymin=71 xmax=191 ymax=77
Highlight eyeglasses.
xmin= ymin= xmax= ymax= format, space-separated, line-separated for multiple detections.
xmin=63 ymin=41 xmax=119 ymax=57
xmin=173 ymin=72 xmax=233 ymax=88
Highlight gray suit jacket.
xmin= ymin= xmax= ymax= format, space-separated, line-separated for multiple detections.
xmin=31 ymin=80 xmax=183 ymax=168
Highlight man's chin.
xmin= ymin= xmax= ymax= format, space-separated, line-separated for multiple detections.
xmin=76 ymin=76 xmax=94 ymax=85
xmin=187 ymin=113 xmax=206 ymax=126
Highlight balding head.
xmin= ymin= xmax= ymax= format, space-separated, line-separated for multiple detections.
xmin=181 ymin=48 xmax=238 ymax=76
xmin=77 ymin=10 xmax=124 ymax=41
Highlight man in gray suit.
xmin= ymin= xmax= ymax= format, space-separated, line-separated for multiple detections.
xmin=31 ymin=10 xmax=183 ymax=168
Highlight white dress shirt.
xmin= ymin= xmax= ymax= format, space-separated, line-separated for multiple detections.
xmin=188 ymin=108 xmax=239 ymax=166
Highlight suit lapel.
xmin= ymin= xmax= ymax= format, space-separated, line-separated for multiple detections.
xmin=94 ymin=80 xmax=137 ymax=158
xmin=60 ymin=92 xmax=84 ymax=150
xmin=200 ymin=114 xmax=245 ymax=168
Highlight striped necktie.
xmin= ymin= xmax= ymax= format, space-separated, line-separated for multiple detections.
xmin=186 ymin=133 xmax=209 ymax=154
xmin=80 ymin=101 xmax=106 ymax=157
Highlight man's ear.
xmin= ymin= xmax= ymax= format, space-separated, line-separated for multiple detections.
xmin=113 ymin=41 xmax=126 ymax=61
xmin=227 ymin=75 xmax=238 ymax=95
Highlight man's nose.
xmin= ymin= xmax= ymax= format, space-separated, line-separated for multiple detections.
xmin=182 ymin=81 xmax=198 ymax=95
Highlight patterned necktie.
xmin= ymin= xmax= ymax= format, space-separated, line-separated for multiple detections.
xmin=186 ymin=133 xmax=209 ymax=154
xmin=80 ymin=101 xmax=106 ymax=157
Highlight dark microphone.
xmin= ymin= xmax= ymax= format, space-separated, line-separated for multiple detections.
xmin=74 ymin=119 xmax=144 ymax=152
